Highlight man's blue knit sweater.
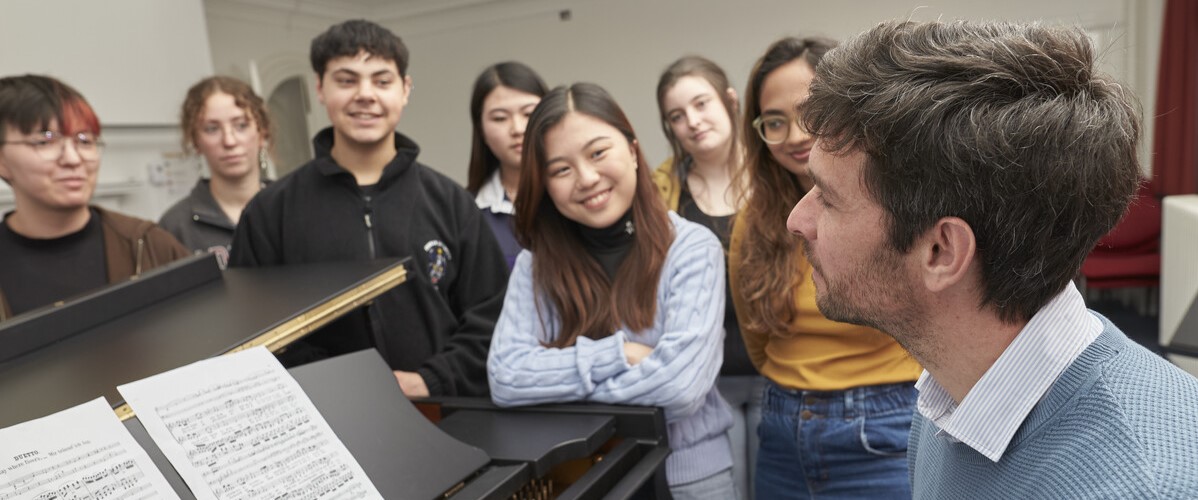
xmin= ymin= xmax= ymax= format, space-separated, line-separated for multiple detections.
xmin=910 ymin=318 xmax=1198 ymax=499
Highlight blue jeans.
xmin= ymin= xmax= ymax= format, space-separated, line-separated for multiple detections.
xmin=755 ymin=380 xmax=916 ymax=499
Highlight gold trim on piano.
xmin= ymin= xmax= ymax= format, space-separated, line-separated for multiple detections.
xmin=114 ymin=403 xmax=135 ymax=421
xmin=115 ymin=264 xmax=407 ymax=421
xmin=226 ymin=265 xmax=407 ymax=354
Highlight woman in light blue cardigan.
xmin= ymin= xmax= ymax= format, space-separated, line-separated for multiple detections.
xmin=487 ymin=82 xmax=735 ymax=498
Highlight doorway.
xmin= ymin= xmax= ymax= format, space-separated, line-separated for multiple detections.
xmin=267 ymin=76 xmax=313 ymax=178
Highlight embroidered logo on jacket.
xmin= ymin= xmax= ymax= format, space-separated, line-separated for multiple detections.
xmin=423 ymin=240 xmax=452 ymax=286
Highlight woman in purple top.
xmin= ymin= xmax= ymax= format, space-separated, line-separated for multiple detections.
xmin=464 ymin=62 xmax=548 ymax=270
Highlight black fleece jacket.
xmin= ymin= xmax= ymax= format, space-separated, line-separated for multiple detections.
xmin=229 ymin=129 xmax=508 ymax=396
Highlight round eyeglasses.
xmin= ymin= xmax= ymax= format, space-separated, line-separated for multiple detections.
xmin=197 ymin=119 xmax=258 ymax=143
xmin=752 ymin=114 xmax=802 ymax=145
xmin=0 ymin=131 xmax=104 ymax=162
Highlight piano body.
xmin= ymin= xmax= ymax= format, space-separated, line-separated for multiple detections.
xmin=0 ymin=254 xmax=670 ymax=499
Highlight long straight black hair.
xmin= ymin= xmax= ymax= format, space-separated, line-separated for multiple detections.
xmin=466 ymin=61 xmax=549 ymax=195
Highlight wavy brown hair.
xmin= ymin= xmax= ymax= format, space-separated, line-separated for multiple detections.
xmin=180 ymin=76 xmax=272 ymax=157
xmin=515 ymin=83 xmax=672 ymax=348
xmin=735 ymin=36 xmax=836 ymax=335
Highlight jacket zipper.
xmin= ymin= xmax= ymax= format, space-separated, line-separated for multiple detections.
xmin=363 ymin=195 xmax=376 ymax=259
xmin=135 ymin=238 xmax=145 ymax=275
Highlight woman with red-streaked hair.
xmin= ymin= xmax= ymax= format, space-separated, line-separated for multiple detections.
xmin=0 ymin=74 xmax=189 ymax=320
xmin=487 ymin=82 xmax=736 ymax=498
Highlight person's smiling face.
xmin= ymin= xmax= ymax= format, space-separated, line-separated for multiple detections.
xmin=542 ymin=112 xmax=639 ymax=229
xmin=759 ymin=59 xmax=816 ymax=182
xmin=316 ymin=50 xmax=411 ymax=150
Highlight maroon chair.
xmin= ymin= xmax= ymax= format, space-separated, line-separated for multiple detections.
xmin=1081 ymin=182 xmax=1162 ymax=288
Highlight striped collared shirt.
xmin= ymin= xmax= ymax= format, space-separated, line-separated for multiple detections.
xmin=914 ymin=283 xmax=1102 ymax=462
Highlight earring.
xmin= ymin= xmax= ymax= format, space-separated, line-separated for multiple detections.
xmin=258 ymin=149 xmax=268 ymax=180
xmin=196 ymin=151 xmax=209 ymax=178
xmin=625 ymin=220 xmax=635 ymax=235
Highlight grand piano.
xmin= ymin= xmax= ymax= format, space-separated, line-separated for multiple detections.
xmin=0 ymin=254 xmax=671 ymax=499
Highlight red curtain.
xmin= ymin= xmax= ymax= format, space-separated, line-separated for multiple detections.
xmin=1151 ymin=0 xmax=1198 ymax=196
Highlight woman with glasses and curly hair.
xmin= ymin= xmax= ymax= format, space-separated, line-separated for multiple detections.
xmin=653 ymin=54 xmax=761 ymax=500
xmin=729 ymin=37 xmax=922 ymax=499
xmin=488 ymin=82 xmax=736 ymax=498
xmin=160 ymin=76 xmax=272 ymax=268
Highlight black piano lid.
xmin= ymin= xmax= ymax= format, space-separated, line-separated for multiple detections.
xmin=0 ymin=257 xmax=408 ymax=428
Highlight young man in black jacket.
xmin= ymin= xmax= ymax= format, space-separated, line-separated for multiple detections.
xmin=229 ymin=19 xmax=508 ymax=398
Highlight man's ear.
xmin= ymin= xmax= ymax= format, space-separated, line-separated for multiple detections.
xmin=0 ymin=147 xmax=11 ymax=183
xmin=918 ymin=216 xmax=976 ymax=293
xmin=314 ymin=73 xmax=326 ymax=106
xmin=401 ymin=75 xmax=413 ymax=105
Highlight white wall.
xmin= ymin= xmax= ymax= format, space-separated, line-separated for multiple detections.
xmin=1 ymin=1 xmax=214 ymax=125
xmin=205 ymin=0 xmax=1163 ymax=186
xmin=1161 ymin=195 xmax=1198 ymax=376
xmin=0 ymin=0 xmax=1166 ymax=220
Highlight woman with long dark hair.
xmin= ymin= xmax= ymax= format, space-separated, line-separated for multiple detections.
xmin=488 ymin=83 xmax=736 ymax=498
xmin=729 ymin=36 xmax=922 ymax=499
xmin=465 ymin=61 xmax=548 ymax=269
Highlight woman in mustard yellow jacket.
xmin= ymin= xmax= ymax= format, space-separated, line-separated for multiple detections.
xmin=729 ymin=37 xmax=922 ymax=499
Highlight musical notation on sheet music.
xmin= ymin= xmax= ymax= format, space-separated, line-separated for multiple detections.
xmin=0 ymin=398 xmax=180 ymax=500
xmin=118 ymin=347 xmax=381 ymax=500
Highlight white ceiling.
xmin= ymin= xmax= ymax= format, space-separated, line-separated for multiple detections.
xmin=204 ymin=0 xmax=508 ymax=23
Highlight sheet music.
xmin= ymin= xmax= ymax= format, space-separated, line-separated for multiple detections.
xmin=0 ymin=397 xmax=180 ymax=500
xmin=118 ymin=347 xmax=382 ymax=500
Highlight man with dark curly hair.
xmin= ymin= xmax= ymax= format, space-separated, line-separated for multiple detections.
xmin=789 ymin=19 xmax=1198 ymax=498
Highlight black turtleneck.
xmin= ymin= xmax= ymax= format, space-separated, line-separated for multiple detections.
xmin=577 ymin=211 xmax=636 ymax=280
